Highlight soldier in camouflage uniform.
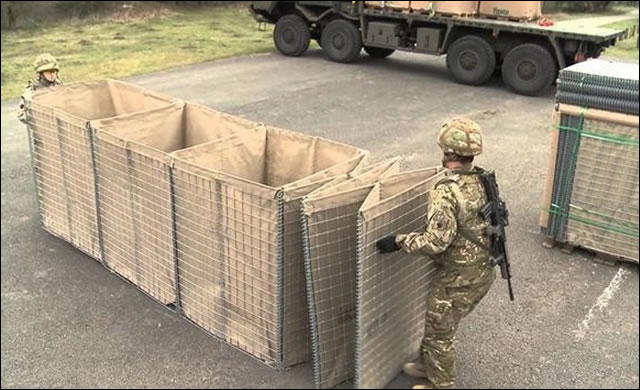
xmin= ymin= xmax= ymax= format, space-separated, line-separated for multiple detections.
xmin=376 ymin=118 xmax=496 ymax=389
xmin=17 ymin=53 xmax=64 ymax=123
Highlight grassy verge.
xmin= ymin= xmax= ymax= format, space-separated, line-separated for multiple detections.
xmin=1 ymin=4 xmax=274 ymax=100
xmin=601 ymin=18 xmax=639 ymax=60
xmin=546 ymin=5 xmax=637 ymax=21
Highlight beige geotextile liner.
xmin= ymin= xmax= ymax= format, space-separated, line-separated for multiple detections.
xmin=32 ymin=79 xmax=177 ymax=123
xmin=170 ymin=126 xmax=367 ymax=367
xmin=356 ymin=167 xmax=445 ymax=389
xmin=558 ymin=105 xmax=639 ymax=263
xmin=92 ymin=102 xmax=257 ymax=304
xmin=302 ymin=159 xmax=401 ymax=389
xmin=28 ymin=79 xmax=177 ymax=260
xmin=539 ymin=110 xmax=562 ymax=231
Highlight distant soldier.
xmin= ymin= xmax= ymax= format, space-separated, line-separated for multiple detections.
xmin=376 ymin=118 xmax=498 ymax=389
xmin=17 ymin=53 xmax=64 ymax=123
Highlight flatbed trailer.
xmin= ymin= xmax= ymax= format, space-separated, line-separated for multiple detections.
xmin=250 ymin=1 xmax=629 ymax=95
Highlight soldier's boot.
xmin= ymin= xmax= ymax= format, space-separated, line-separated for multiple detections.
xmin=403 ymin=362 xmax=429 ymax=379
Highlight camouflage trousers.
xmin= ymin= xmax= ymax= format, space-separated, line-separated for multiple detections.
xmin=419 ymin=266 xmax=495 ymax=388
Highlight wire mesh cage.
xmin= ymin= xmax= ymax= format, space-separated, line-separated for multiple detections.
xmin=355 ymin=168 xmax=445 ymax=389
xmin=301 ymin=158 xmax=401 ymax=388
xmin=170 ymin=126 xmax=368 ymax=367
xmin=91 ymin=102 xmax=260 ymax=304
xmin=27 ymin=79 xmax=177 ymax=260
xmin=541 ymin=105 xmax=639 ymax=263
xmin=541 ymin=59 xmax=639 ymax=263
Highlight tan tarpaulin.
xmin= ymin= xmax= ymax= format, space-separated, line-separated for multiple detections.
xmin=170 ymin=126 xmax=367 ymax=367
xmin=92 ymin=102 xmax=259 ymax=304
xmin=302 ymin=158 xmax=401 ymax=389
xmin=356 ymin=167 xmax=444 ymax=389
xmin=28 ymin=79 xmax=177 ymax=260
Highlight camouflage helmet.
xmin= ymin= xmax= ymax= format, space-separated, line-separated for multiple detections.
xmin=34 ymin=53 xmax=60 ymax=73
xmin=437 ymin=118 xmax=483 ymax=157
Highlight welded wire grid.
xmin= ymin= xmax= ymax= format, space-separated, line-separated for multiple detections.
xmin=281 ymin=198 xmax=313 ymax=367
xmin=559 ymin=60 xmax=639 ymax=90
xmin=547 ymin=114 xmax=582 ymax=239
xmin=27 ymin=105 xmax=101 ymax=260
xmin=557 ymin=79 xmax=639 ymax=101
xmin=560 ymin=117 xmax=639 ymax=262
xmin=355 ymin=190 xmax=438 ymax=389
xmin=94 ymin=135 xmax=177 ymax=304
xmin=555 ymin=91 xmax=639 ymax=116
xmin=302 ymin=198 xmax=364 ymax=389
xmin=27 ymin=106 xmax=69 ymax=240
xmin=171 ymin=164 xmax=281 ymax=366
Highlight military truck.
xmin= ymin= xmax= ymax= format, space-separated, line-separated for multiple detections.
xmin=249 ymin=1 xmax=628 ymax=95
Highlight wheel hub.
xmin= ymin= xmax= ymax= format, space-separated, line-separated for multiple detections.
xmin=517 ymin=60 xmax=536 ymax=80
xmin=283 ymin=28 xmax=295 ymax=44
xmin=459 ymin=51 xmax=478 ymax=71
xmin=332 ymin=32 xmax=346 ymax=50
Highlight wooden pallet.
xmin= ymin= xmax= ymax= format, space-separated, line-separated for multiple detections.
xmin=541 ymin=237 xmax=637 ymax=266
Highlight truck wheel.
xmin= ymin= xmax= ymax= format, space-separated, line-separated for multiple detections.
xmin=446 ymin=36 xmax=496 ymax=86
xmin=321 ymin=19 xmax=362 ymax=63
xmin=364 ymin=46 xmax=395 ymax=59
xmin=274 ymin=15 xmax=310 ymax=57
xmin=502 ymin=43 xmax=555 ymax=96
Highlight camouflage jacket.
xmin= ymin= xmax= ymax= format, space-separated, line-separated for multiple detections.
xmin=396 ymin=164 xmax=492 ymax=273
xmin=17 ymin=76 xmax=64 ymax=123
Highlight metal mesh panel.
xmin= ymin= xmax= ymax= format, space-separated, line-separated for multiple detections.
xmin=303 ymin=195 xmax=365 ymax=388
xmin=563 ymin=117 xmax=639 ymax=262
xmin=92 ymin=103 xmax=261 ymax=305
xmin=301 ymin=159 xmax=401 ymax=389
xmin=557 ymin=79 xmax=639 ymax=100
xmin=27 ymin=107 xmax=101 ymax=259
xmin=27 ymin=106 xmax=70 ymax=242
xmin=280 ymin=158 xmax=376 ymax=368
xmin=555 ymin=91 xmax=638 ymax=115
xmin=172 ymin=165 xmax=281 ymax=364
xmin=556 ymin=61 xmax=639 ymax=116
xmin=27 ymin=80 xmax=178 ymax=261
xmin=281 ymin=197 xmax=313 ymax=367
xmin=356 ymin=170 xmax=443 ymax=389
xmin=549 ymin=113 xmax=583 ymax=240
xmin=95 ymin=138 xmax=177 ymax=304
xmin=559 ymin=59 xmax=639 ymax=90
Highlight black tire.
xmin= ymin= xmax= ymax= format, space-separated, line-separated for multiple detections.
xmin=446 ymin=36 xmax=496 ymax=86
xmin=364 ymin=46 xmax=395 ymax=58
xmin=502 ymin=43 xmax=556 ymax=96
xmin=273 ymin=14 xmax=310 ymax=57
xmin=321 ymin=19 xmax=362 ymax=63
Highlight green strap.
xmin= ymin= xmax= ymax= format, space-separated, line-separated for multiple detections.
xmin=554 ymin=124 xmax=639 ymax=146
xmin=550 ymin=109 xmax=639 ymax=240
xmin=548 ymin=204 xmax=639 ymax=239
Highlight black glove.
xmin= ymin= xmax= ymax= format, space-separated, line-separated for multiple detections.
xmin=376 ymin=235 xmax=400 ymax=253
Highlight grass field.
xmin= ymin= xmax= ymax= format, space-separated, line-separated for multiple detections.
xmin=1 ymin=4 xmax=274 ymax=100
xmin=2 ymin=3 xmax=637 ymax=100
xmin=601 ymin=18 xmax=639 ymax=60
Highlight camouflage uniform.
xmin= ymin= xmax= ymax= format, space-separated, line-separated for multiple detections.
xmin=378 ymin=119 xmax=496 ymax=389
xmin=17 ymin=53 xmax=63 ymax=123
